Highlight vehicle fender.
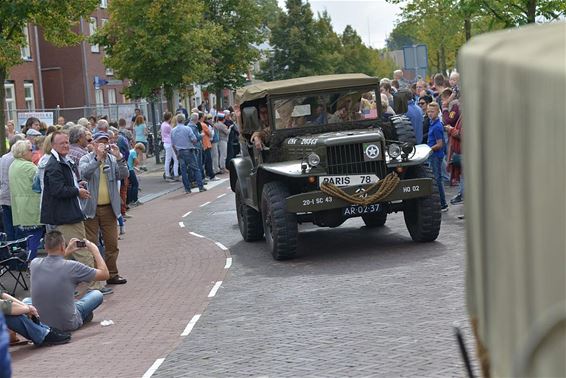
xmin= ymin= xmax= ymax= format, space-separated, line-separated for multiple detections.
xmin=386 ymin=144 xmax=433 ymax=168
xmin=228 ymin=157 xmax=254 ymax=197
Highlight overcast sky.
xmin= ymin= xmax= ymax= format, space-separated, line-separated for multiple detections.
xmin=276 ymin=0 xmax=403 ymax=49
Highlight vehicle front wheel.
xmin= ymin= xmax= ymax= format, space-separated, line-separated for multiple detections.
xmin=403 ymin=165 xmax=441 ymax=241
xmin=235 ymin=180 xmax=263 ymax=241
xmin=261 ymin=182 xmax=298 ymax=260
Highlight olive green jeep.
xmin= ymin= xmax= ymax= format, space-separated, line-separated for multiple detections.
xmin=229 ymin=73 xmax=441 ymax=260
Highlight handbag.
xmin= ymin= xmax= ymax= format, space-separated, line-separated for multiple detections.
xmin=31 ymin=173 xmax=42 ymax=193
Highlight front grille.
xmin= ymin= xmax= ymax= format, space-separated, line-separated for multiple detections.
xmin=326 ymin=143 xmax=386 ymax=177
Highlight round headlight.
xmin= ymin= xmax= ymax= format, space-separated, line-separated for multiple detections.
xmin=307 ymin=153 xmax=321 ymax=167
xmin=388 ymin=143 xmax=401 ymax=159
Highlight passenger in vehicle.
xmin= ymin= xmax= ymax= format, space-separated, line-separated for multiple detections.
xmin=251 ymin=104 xmax=271 ymax=150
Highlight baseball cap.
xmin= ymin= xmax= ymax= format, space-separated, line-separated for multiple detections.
xmin=92 ymin=131 xmax=110 ymax=141
xmin=206 ymin=114 xmax=213 ymax=119
xmin=223 ymin=110 xmax=230 ymax=115
xmin=26 ymin=129 xmax=42 ymax=137
xmin=217 ymin=113 xmax=225 ymax=119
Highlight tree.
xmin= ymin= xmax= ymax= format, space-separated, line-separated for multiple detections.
xmin=202 ymin=0 xmax=264 ymax=108
xmin=0 ymin=0 xmax=98 ymax=155
xmin=338 ymin=26 xmax=380 ymax=76
xmin=386 ymin=21 xmax=417 ymax=50
xmin=94 ymin=0 xmax=220 ymax=108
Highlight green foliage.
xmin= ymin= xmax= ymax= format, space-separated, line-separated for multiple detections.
xmin=387 ymin=0 xmax=566 ymax=75
xmin=260 ymin=0 xmax=393 ymax=81
xmin=0 ymin=0 xmax=98 ymax=154
xmin=257 ymin=0 xmax=282 ymax=29
xmin=202 ymin=0 xmax=263 ymax=94
xmin=94 ymin=0 xmax=221 ymax=100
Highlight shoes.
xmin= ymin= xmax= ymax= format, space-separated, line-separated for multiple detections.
xmin=129 ymin=201 xmax=143 ymax=207
xmin=107 ymin=275 xmax=127 ymax=285
xmin=41 ymin=328 xmax=71 ymax=346
xmin=123 ymin=213 xmax=133 ymax=219
xmin=209 ymin=177 xmax=220 ymax=181
xmin=199 ymin=187 xmax=207 ymax=192
xmin=441 ymin=204 xmax=449 ymax=212
xmin=450 ymin=194 xmax=464 ymax=205
xmin=458 ymin=214 xmax=465 ymax=220
xmin=100 ymin=287 xmax=114 ymax=295
xmin=165 ymin=176 xmax=175 ymax=182
xmin=84 ymin=312 xmax=94 ymax=324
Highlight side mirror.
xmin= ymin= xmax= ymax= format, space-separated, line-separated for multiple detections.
xmin=242 ymin=106 xmax=261 ymax=132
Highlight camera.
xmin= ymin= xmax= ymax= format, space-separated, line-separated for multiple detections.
xmin=76 ymin=240 xmax=86 ymax=248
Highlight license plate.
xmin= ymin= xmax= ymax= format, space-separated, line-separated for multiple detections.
xmin=319 ymin=174 xmax=379 ymax=187
xmin=342 ymin=204 xmax=381 ymax=216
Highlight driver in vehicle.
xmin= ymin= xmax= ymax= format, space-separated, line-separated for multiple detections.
xmin=251 ymin=104 xmax=270 ymax=150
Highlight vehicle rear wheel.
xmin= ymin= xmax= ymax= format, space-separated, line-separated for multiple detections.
xmin=403 ymin=165 xmax=441 ymax=241
xmin=261 ymin=182 xmax=298 ymax=260
xmin=362 ymin=209 xmax=387 ymax=227
xmin=235 ymin=180 xmax=263 ymax=241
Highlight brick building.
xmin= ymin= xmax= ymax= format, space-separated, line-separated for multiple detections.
xmin=4 ymin=1 xmax=128 ymax=125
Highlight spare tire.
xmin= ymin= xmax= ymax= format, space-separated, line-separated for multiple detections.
xmin=390 ymin=115 xmax=417 ymax=145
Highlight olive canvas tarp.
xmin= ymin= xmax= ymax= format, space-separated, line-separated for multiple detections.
xmin=461 ymin=22 xmax=566 ymax=377
xmin=236 ymin=74 xmax=379 ymax=104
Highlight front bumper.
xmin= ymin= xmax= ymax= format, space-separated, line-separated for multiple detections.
xmin=286 ymin=178 xmax=433 ymax=213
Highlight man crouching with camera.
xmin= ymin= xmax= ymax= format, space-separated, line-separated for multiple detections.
xmin=79 ymin=132 xmax=129 ymax=287
xmin=30 ymin=231 xmax=109 ymax=332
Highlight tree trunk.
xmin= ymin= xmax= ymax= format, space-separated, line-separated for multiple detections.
xmin=0 ymin=66 xmax=7 ymax=156
xmin=216 ymin=88 xmax=222 ymax=110
xmin=440 ymin=44 xmax=447 ymax=76
xmin=164 ymin=85 xmax=174 ymax=112
xmin=527 ymin=0 xmax=536 ymax=23
xmin=464 ymin=17 xmax=472 ymax=41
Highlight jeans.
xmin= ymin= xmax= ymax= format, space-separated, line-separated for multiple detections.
xmin=178 ymin=149 xmax=203 ymax=192
xmin=1 ymin=206 xmax=15 ymax=241
xmin=196 ymin=148 xmax=205 ymax=181
xmin=203 ymin=149 xmax=215 ymax=179
xmin=4 ymin=314 xmax=49 ymax=345
xmin=15 ymin=226 xmax=44 ymax=260
xmin=75 ymin=290 xmax=103 ymax=323
xmin=458 ymin=175 xmax=464 ymax=198
xmin=127 ymin=170 xmax=139 ymax=203
xmin=163 ymin=143 xmax=179 ymax=177
xmin=429 ymin=155 xmax=447 ymax=207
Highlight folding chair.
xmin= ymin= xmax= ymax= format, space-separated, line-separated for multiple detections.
xmin=0 ymin=235 xmax=32 ymax=295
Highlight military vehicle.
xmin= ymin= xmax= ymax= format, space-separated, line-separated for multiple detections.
xmin=229 ymin=74 xmax=441 ymax=260
xmin=462 ymin=23 xmax=565 ymax=377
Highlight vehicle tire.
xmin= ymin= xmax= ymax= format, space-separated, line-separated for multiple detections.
xmin=261 ymin=182 xmax=298 ymax=260
xmin=391 ymin=115 xmax=417 ymax=145
xmin=362 ymin=209 xmax=387 ymax=227
xmin=235 ymin=180 xmax=263 ymax=241
xmin=403 ymin=165 xmax=441 ymax=241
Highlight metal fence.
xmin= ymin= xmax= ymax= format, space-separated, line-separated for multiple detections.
xmin=5 ymin=100 xmax=168 ymax=130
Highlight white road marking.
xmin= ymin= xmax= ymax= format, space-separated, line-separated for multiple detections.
xmin=200 ymin=201 xmax=211 ymax=207
xmin=178 ymin=222 xmax=185 ymax=228
xmin=182 ymin=210 xmax=192 ymax=218
xmin=215 ymin=241 xmax=228 ymax=251
xmin=224 ymin=258 xmax=232 ymax=269
xmin=142 ymin=358 xmax=165 ymax=378
xmin=180 ymin=314 xmax=201 ymax=336
xmin=189 ymin=231 xmax=204 ymax=238
xmin=217 ymin=193 xmax=226 ymax=199
xmin=226 ymin=186 xmax=231 ymax=190
xmin=208 ymin=281 xmax=223 ymax=297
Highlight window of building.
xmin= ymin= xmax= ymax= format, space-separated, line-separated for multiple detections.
xmin=100 ymin=0 xmax=108 ymax=8
xmin=105 ymin=67 xmax=114 ymax=76
xmin=108 ymin=88 xmax=116 ymax=104
xmin=4 ymin=83 xmax=17 ymax=123
xmin=24 ymin=83 xmax=35 ymax=110
xmin=21 ymin=26 xmax=31 ymax=60
xmin=95 ymin=88 xmax=104 ymax=106
xmin=89 ymin=17 xmax=99 ymax=53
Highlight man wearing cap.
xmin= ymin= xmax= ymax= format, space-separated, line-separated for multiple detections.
xmin=79 ymin=132 xmax=129 ymax=285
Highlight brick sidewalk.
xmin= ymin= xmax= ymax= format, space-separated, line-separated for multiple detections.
xmin=9 ymin=178 xmax=232 ymax=378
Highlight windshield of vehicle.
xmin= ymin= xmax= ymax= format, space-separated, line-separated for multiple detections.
xmin=272 ymin=89 xmax=378 ymax=130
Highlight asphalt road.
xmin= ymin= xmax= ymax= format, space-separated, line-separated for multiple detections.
xmin=154 ymin=185 xmax=476 ymax=377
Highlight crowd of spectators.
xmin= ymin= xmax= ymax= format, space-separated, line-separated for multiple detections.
xmin=380 ymin=69 xmax=464 ymax=212
xmin=0 ymin=104 xmax=240 ymax=347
